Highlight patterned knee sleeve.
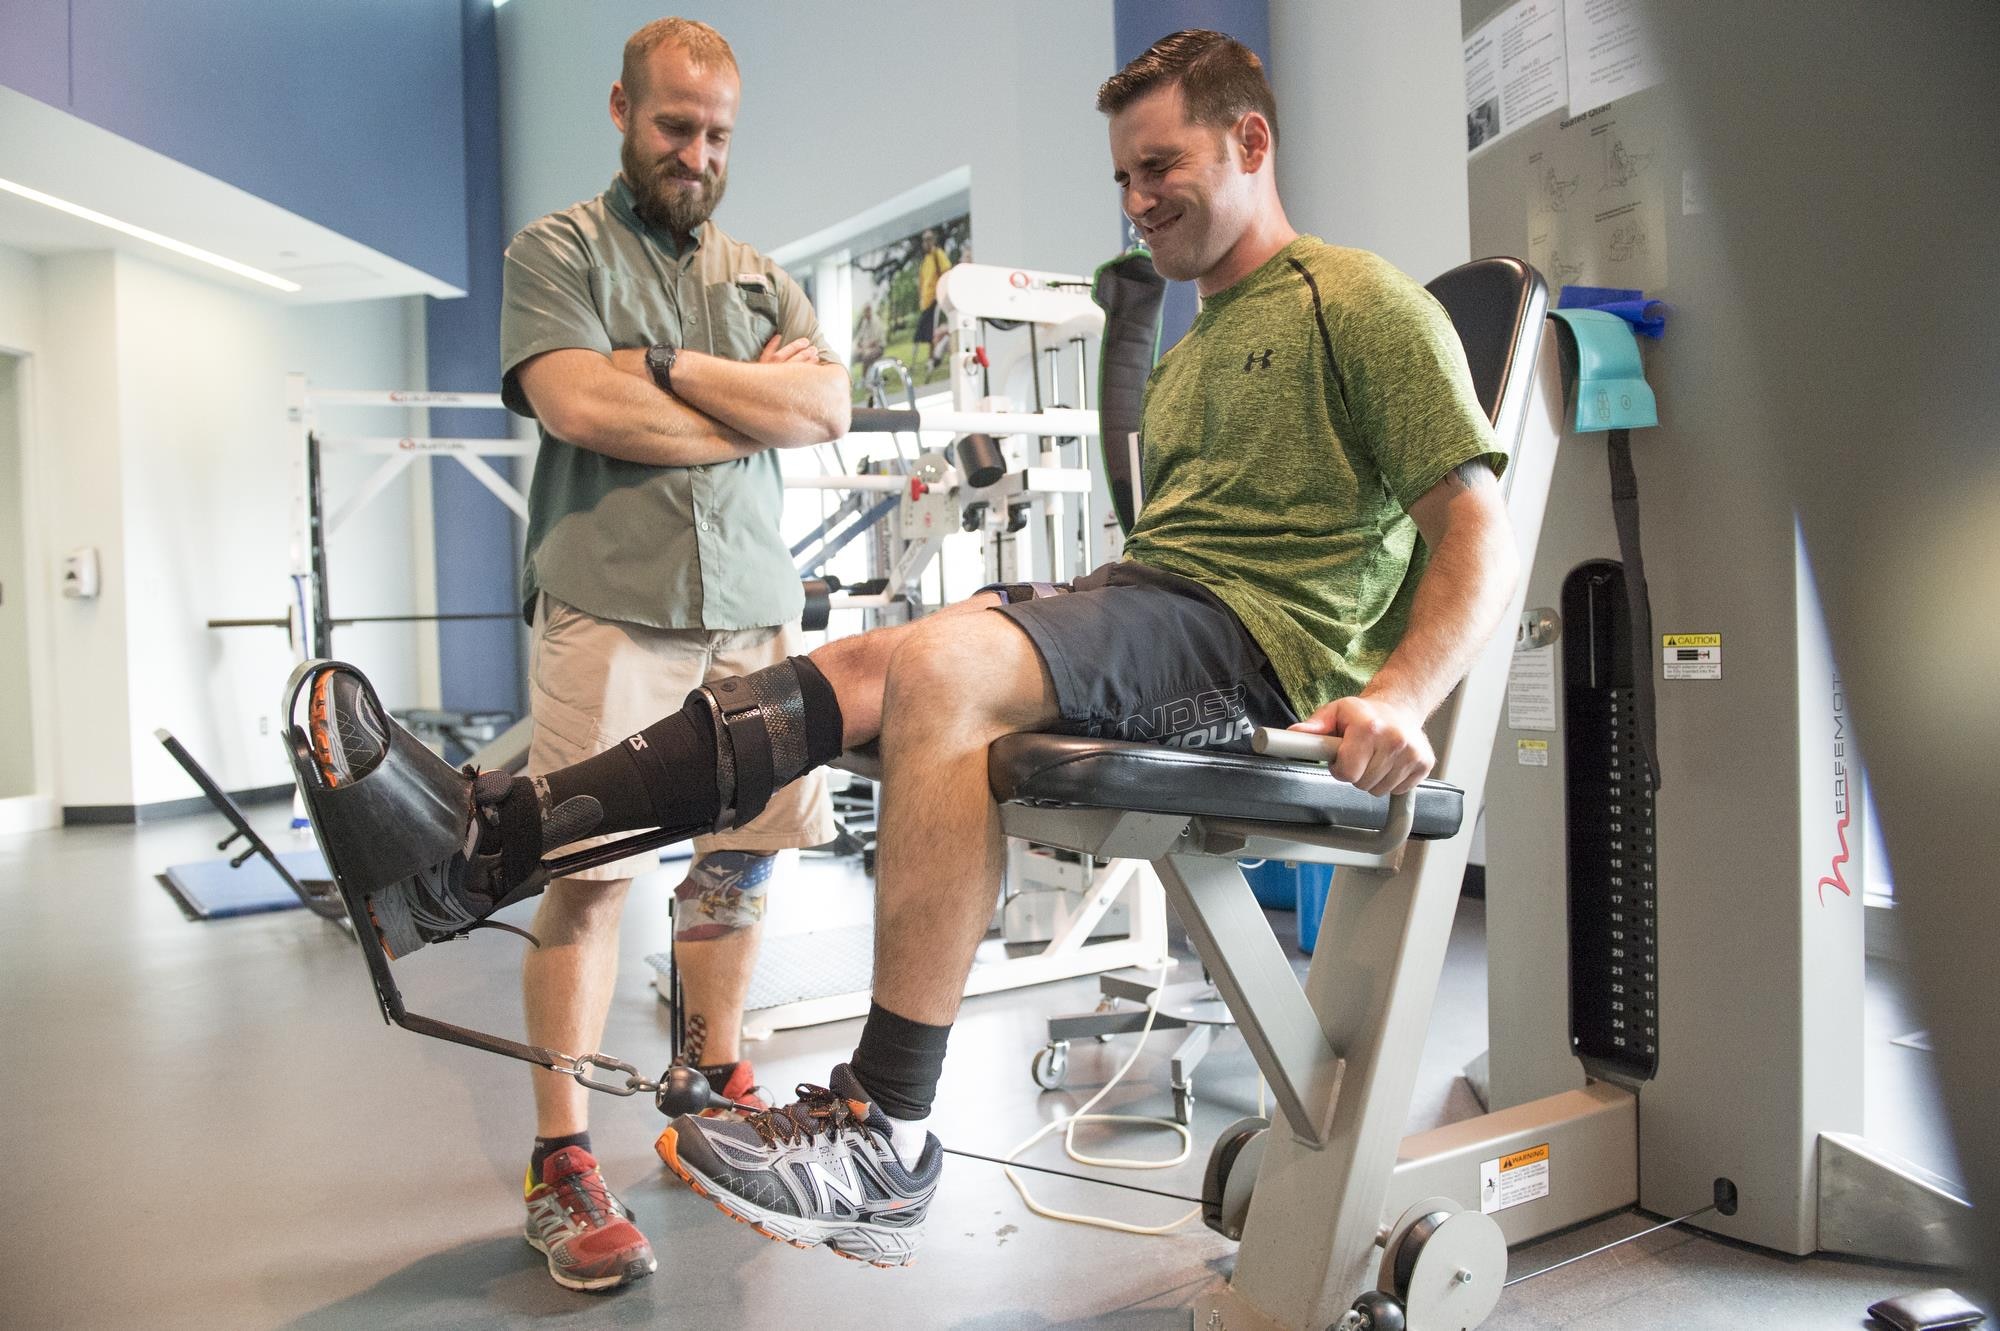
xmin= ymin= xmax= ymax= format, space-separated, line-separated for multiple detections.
xmin=673 ymin=850 xmax=776 ymax=940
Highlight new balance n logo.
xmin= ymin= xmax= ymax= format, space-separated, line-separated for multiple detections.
xmin=1243 ymin=348 xmax=1275 ymax=372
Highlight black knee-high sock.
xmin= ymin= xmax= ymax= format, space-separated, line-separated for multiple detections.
xmin=506 ymin=656 xmax=846 ymax=849
xmin=850 ymin=1002 xmax=952 ymax=1121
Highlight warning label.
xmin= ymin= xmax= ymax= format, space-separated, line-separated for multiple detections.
xmin=1663 ymin=645 xmax=1721 ymax=679
xmin=1517 ymin=739 xmax=1550 ymax=767
xmin=1663 ymin=633 xmax=1721 ymax=679
xmin=1480 ymin=1143 xmax=1551 ymax=1214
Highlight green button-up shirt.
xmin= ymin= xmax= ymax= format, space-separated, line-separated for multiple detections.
xmin=501 ymin=176 xmax=836 ymax=630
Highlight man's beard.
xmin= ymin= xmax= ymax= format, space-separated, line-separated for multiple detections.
xmin=622 ymin=136 xmax=728 ymax=236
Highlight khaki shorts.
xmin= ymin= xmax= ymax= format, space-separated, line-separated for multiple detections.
xmin=527 ymin=594 xmax=837 ymax=882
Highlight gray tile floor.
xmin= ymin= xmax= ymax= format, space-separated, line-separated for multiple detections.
xmin=0 ymin=805 xmax=1981 ymax=1330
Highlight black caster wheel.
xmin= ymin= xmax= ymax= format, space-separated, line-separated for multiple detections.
xmin=1344 ymin=1290 xmax=1406 ymax=1331
xmin=1031 ymin=1040 xmax=1070 ymax=1090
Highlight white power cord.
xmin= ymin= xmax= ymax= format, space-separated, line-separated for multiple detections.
xmin=1001 ymin=964 xmax=1207 ymax=1235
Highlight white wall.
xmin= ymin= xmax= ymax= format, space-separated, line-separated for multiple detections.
xmin=497 ymin=1 xmax=1119 ymax=279
xmin=39 ymin=251 xmax=135 ymax=807
xmin=113 ymin=253 xmax=428 ymax=805
xmin=0 ymin=240 xmax=428 ymax=812
xmin=0 ymin=356 xmax=33 ymax=798
xmin=1269 ymin=0 xmax=1471 ymax=283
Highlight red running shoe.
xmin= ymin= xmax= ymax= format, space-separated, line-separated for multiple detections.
xmin=522 ymin=1146 xmax=657 ymax=1292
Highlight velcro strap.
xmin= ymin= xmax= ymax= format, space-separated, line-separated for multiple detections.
xmin=619 ymin=733 xmax=684 ymax=833
xmin=495 ymin=781 xmax=548 ymax=897
xmin=976 ymin=581 xmax=1072 ymax=604
xmin=707 ymin=678 xmax=775 ymax=826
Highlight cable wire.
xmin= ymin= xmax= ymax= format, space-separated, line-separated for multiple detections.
xmin=998 ymin=964 xmax=1205 ymax=1235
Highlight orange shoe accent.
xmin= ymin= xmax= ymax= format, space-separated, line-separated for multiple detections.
xmin=308 ymin=675 xmax=340 ymax=787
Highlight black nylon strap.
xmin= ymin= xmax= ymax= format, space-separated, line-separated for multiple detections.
xmin=1608 ymin=429 xmax=1662 ymax=792
xmin=720 ymin=708 xmax=774 ymax=825
xmin=706 ymin=678 xmax=774 ymax=826
xmin=495 ymin=781 xmax=546 ymax=893
xmin=619 ymin=734 xmax=688 ymax=841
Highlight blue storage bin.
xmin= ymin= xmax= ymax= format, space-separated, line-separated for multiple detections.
xmin=1296 ymin=863 xmax=1337 ymax=953
xmin=1240 ymin=859 xmax=1299 ymax=911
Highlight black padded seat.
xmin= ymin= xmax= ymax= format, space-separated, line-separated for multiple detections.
xmin=987 ymin=733 xmax=1465 ymax=840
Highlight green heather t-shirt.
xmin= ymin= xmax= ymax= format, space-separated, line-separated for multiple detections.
xmin=1121 ymin=237 xmax=1503 ymax=718
xmin=501 ymin=176 xmax=837 ymax=630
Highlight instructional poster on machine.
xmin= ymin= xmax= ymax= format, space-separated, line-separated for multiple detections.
xmin=1564 ymin=0 xmax=1665 ymax=115
xmin=1464 ymin=0 xmax=1568 ymax=154
xmin=1526 ymin=104 xmax=1667 ymax=294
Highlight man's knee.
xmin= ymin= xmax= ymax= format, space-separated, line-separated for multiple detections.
xmin=674 ymin=850 xmax=775 ymax=941
xmin=533 ymin=876 xmax=632 ymax=941
xmin=883 ymin=612 xmax=1049 ymax=729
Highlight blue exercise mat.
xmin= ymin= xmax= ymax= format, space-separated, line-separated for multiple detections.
xmin=160 ymin=848 xmax=331 ymax=920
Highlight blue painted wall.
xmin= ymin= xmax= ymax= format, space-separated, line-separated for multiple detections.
xmin=0 ymin=0 xmax=69 ymax=106
xmin=424 ymin=0 xmax=521 ymax=718
xmin=1111 ymin=0 xmax=1273 ymax=351
xmin=0 ymin=0 xmax=469 ymax=289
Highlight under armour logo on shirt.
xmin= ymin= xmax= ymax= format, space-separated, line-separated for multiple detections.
xmin=1243 ymin=348 xmax=1275 ymax=372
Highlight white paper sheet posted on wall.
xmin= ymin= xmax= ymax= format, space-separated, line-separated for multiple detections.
xmin=1481 ymin=1143 xmax=1552 ymax=1214
xmin=1508 ymin=645 xmax=1558 ymax=730
xmin=1663 ymin=632 xmax=1722 ymax=680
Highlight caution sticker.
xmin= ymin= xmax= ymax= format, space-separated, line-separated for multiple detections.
xmin=1663 ymin=632 xmax=1721 ymax=680
xmin=1480 ymin=1143 xmax=1551 ymax=1214
xmin=1517 ymin=739 xmax=1550 ymax=767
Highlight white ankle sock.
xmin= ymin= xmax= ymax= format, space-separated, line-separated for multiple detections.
xmin=884 ymin=1113 xmax=929 ymax=1169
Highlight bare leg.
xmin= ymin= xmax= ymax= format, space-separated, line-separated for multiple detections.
xmin=523 ymin=877 xmax=631 ymax=1137
xmin=812 ymin=592 xmax=1002 ymax=747
xmin=869 ymin=609 xmax=1058 ymax=1024
xmin=674 ymin=923 xmax=759 ymax=1066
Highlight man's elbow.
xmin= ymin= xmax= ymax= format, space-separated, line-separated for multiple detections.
xmin=785 ymin=371 xmax=851 ymax=446
xmin=534 ymin=395 xmax=597 ymax=447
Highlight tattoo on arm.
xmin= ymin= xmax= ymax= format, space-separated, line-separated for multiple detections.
xmin=1443 ymin=458 xmax=1499 ymax=492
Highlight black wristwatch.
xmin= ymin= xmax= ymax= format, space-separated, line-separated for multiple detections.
xmin=645 ymin=344 xmax=678 ymax=392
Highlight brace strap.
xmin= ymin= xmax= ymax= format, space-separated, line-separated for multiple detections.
xmin=979 ymin=581 xmax=1071 ymax=604
xmin=483 ymin=771 xmax=546 ymax=896
xmin=704 ymin=677 xmax=776 ymax=828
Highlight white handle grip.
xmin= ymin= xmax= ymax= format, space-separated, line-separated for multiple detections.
xmin=1251 ymin=727 xmax=1341 ymax=762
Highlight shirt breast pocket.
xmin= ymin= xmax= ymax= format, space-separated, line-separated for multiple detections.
xmin=587 ymin=265 xmax=665 ymax=345
xmin=708 ymin=280 xmax=781 ymax=361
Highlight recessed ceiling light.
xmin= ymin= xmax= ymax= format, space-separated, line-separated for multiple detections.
xmin=0 ymin=175 xmax=302 ymax=293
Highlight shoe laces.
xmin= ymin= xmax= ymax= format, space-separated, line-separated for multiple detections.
xmin=748 ymin=1084 xmax=871 ymax=1148
xmin=546 ymin=1163 xmax=615 ymax=1227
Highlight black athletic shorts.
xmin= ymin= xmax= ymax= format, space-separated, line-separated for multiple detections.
xmin=991 ymin=561 xmax=1297 ymax=753
xmin=914 ymin=303 xmax=938 ymax=349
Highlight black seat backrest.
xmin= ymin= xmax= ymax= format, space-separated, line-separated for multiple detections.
xmin=1425 ymin=257 xmax=1550 ymax=446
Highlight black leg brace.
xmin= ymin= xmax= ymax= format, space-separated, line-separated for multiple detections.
xmin=485 ymin=656 xmax=843 ymax=875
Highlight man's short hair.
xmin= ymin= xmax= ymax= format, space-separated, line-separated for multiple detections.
xmin=1096 ymin=29 xmax=1278 ymax=147
xmin=622 ymin=17 xmax=738 ymax=96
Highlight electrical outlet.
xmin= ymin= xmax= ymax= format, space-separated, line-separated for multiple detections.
xmin=258 ymin=715 xmax=270 ymax=736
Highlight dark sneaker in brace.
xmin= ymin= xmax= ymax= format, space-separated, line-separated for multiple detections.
xmin=656 ymin=1064 xmax=941 ymax=1267
xmin=523 ymin=1146 xmax=657 ymax=1292
xmin=302 ymin=666 xmax=594 ymax=957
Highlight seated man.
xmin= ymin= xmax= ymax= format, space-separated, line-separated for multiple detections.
xmin=303 ymin=30 xmax=1517 ymax=1268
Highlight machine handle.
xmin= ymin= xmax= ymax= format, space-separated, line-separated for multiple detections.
xmin=1251 ymin=726 xmax=1416 ymax=855
xmin=1251 ymin=727 xmax=1341 ymax=762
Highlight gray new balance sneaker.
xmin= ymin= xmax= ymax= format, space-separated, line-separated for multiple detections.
xmin=656 ymin=1064 xmax=942 ymax=1267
